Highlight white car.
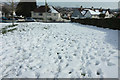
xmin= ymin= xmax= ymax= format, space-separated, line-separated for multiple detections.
xmin=17 ymin=18 xmax=25 ymax=22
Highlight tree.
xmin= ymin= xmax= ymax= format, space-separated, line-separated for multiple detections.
xmin=5 ymin=0 xmax=16 ymax=25
xmin=2 ymin=3 xmax=11 ymax=16
xmin=15 ymin=0 xmax=37 ymax=17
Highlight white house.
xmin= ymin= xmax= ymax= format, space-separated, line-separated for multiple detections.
xmin=31 ymin=5 xmax=63 ymax=21
xmin=84 ymin=9 xmax=101 ymax=19
xmin=71 ymin=7 xmax=114 ymax=19
xmin=102 ymin=10 xmax=114 ymax=18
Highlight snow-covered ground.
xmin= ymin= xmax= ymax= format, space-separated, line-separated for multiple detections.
xmin=0 ymin=22 xmax=119 ymax=78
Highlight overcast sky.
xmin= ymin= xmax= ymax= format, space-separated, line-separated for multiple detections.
xmin=0 ymin=0 xmax=120 ymax=2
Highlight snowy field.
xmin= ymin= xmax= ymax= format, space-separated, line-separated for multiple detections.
xmin=0 ymin=22 xmax=119 ymax=78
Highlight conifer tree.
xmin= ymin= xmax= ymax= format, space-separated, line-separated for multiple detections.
xmin=15 ymin=0 xmax=37 ymax=17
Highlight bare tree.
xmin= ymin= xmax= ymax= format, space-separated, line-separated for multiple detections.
xmin=7 ymin=0 xmax=16 ymax=25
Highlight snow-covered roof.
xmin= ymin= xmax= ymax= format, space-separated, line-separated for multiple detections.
xmin=88 ymin=10 xmax=101 ymax=15
xmin=81 ymin=10 xmax=87 ymax=15
xmin=95 ymin=10 xmax=100 ymax=13
xmin=49 ymin=6 xmax=58 ymax=13
xmin=84 ymin=9 xmax=90 ymax=10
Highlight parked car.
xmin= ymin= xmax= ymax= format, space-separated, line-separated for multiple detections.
xmin=0 ymin=17 xmax=8 ymax=23
xmin=2 ymin=17 xmax=8 ymax=20
xmin=25 ymin=17 xmax=36 ymax=22
xmin=17 ymin=17 xmax=25 ymax=22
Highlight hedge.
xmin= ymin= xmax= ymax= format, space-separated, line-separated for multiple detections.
xmin=71 ymin=18 xmax=120 ymax=30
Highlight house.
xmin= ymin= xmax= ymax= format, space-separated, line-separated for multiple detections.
xmin=101 ymin=9 xmax=114 ymax=18
xmin=62 ymin=12 xmax=72 ymax=20
xmin=55 ymin=7 xmax=74 ymax=20
xmin=31 ymin=5 xmax=63 ymax=22
xmin=71 ymin=7 xmax=114 ymax=19
xmin=84 ymin=9 xmax=101 ymax=19
xmin=71 ymin=9 xmax=85 ymax=19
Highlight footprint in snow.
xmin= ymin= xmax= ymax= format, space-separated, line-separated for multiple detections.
xmin=68 ymin=69 xmax=74 ymax=74
xmin=87 ymin=69 xmax=92 ymax=77
xmin=95 ymin=60 xmax=100 ymax=65
xmin=96 ymin=68 xmax=103 ymax=76
xmin=107 ymin=61 xmax=115 ymax=66
xmin=73 ymin=53 xmax=77 ymax=56
xmin=89 ymin=55 xmax=95 ymax=60
xmin=85 ymin=61 xmax=91 ymax=67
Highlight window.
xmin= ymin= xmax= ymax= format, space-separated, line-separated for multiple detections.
xmin=39 ymin=13 xmax=42 ymax=16
xmin=54 ymin=13 xmax=56 ymax=16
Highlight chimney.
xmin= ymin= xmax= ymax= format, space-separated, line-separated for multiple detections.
xmin=80 ymin=6 xmax=83 ymax=10
xmin=99 ymin=7 xmax=103 ymax=12
xmin=91 ymin=6 xmax=94 ymax=10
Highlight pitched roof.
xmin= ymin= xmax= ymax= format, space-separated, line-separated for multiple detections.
xmin=49 ymin=6 xmax=58 ymax=13
xmin=88 ymin=10 xmax=101 ymax=15
xmin=81 ymin=10 xmax=88 ymax=15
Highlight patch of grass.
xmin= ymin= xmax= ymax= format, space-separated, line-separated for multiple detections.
xmin=43 ymin=26 xmax=50 ymax=30
xmin=81 ymin=73 xmax=86 ymax=76
xmin=7 ymin=24 xmax=18 ymax=28
xmin=1 ymin=28 xmax=7 ymax=34
xmin=43 ymin=27 xmax=48 ymax=29
xmin=0 ymin=24 xmax=18 ymax=34
xmin=8 ymin=28 xmax=17 ymax=32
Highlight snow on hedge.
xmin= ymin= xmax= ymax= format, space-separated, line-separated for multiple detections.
xmin=0 ymin=22 xmax=118 ymax=78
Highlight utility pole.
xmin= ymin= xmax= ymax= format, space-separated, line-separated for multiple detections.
xmin=45 ymin=0 xmax=47 ymax=22
xmin=12 ymin=0 xmax=14 ymax=25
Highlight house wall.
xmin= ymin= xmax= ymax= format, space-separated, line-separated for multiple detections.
xmin=105 ymin=11 xmax=113 ymax=18
xmin=31 ymin=11 xmax=62 ymax=21
xmin=43 ymin=13 xmax=62 ymax=21
xmin=31 ymin=11 xmax=43 ymax=19
xmin=91 ymin=15 xmax=99 ymax=19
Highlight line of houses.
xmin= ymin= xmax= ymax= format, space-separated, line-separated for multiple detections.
xmin=31 ymin=5 xmax=119 ymax=21
xmin=1 ymin=2 xmax=120 ymax=22
xmin=71 ymin=6 xmax=114 ymax=19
